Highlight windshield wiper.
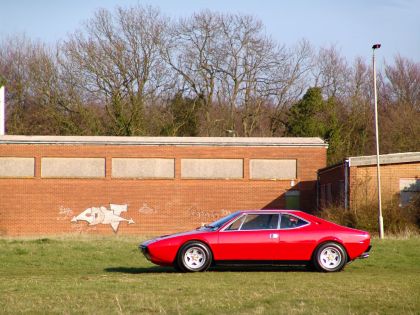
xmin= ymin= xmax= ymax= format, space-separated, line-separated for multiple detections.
xmin=202 ymin=224 xmax=219 ymax=230
xmin=196 ymin=224 xmax=215 ymax=230
xmin=195 ymin=224 xmax=218 ymax=231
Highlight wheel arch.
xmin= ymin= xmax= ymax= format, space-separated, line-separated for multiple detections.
xmin=311 ymin=238 xmax=349 ymax=263
xmin=173 ymin=239 xmax=214 ymax=264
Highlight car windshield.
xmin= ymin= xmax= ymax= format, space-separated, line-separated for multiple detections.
xmin=204 ymin=211 xmax=241 ymax=230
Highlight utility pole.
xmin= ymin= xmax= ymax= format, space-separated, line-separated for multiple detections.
xmin=0 ymin=85 xmax=5 ymax=135
xmin=372 ymin=43 xmax=384 ymax=239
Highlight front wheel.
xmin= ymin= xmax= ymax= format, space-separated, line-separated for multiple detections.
xmin=313 ymin=242 xmax=347 ymax=272
xmin=177 ymin=241 xmax=212 ymax=272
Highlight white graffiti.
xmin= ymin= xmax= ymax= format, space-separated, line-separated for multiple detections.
xmin=138 ymin=203 xmax=157 ymax=214
xmin=57 ymin=206 xmax=74 ymax=221
xmin=188 ymin=206 xmax=232 ymax=220
xmin=71 ymin=204 xmax=134 ymax=232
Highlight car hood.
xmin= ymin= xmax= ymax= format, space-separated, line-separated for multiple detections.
xmin=159 ymin=229 xmax=208 ymax=239
xmin=142 ymin=228 xmax=212 ymax=246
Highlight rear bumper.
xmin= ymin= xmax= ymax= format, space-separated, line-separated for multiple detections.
xmin=359 ymin=245 xmax=372 ymax=259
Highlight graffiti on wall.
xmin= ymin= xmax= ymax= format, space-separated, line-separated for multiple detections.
xmin=71 ymin=204 xmax=135 ymax=232
xmin=57 ymin=206 xmax=95 ymax=233
xmin=60 ymin=201 xmax=230 ymax=233
xmin=138 ymin=203 xmax=158 ymax=214
xmin=57 ymin=206 xmax=74 ymax=221
xmin=188 ymin=205 xmax=231 ymax=221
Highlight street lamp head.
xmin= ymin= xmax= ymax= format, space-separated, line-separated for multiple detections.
xmin=372 ymin=44 xmax=381 ymax=49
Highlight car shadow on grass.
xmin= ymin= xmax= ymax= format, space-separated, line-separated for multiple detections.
xmin=105 ymin=265 xmax=312 ymax=274
xmin=105 ymin=266 xmax=177 ymax=274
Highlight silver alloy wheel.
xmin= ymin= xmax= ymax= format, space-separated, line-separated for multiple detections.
xmin=183 ymin=246 xmax=206 ymax=270
xmin=319 ymin=246 xmax=342 ymax=270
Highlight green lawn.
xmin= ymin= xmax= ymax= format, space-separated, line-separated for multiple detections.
xmin=1 ymin=236 xmax=419 ymax=315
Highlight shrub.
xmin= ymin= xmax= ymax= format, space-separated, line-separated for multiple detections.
xmin=316 ymin=196 xmax=420 ymax=235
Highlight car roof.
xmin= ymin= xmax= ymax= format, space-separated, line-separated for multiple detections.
xmin=237 ymin=209 xmax=304 ymax=215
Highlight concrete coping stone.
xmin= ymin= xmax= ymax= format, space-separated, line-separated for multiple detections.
xmin=0 ymin=135 xmax=328 ymax=147
xmin=349 ymin=152 xmax=420 ymax=167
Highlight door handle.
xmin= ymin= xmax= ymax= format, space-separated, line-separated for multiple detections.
xmin=269 ymin=233 xmax=279 ymax=239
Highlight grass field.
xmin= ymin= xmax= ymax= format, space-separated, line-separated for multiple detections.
xmin=1 ymin=236 xmax=419 ymax=315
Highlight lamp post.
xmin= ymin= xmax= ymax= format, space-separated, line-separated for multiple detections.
xmin=372 ymin=43 xmax=384 ymax=239
xmin=0 ymin=85 xmax=4 ymax=135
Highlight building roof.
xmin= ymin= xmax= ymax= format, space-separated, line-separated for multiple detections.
xmin=348 ymin=152 xmax=420 ymax=167
xmin=0 ymin=135 xmax=328 ymax=147
xmin=318 ymin=151 xmax=420 ymax=175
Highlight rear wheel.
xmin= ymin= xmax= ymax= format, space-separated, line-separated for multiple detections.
xmin=177 ymin=241 xmax=212 ymax=272
xmin=313 ymin=242 xmax=347 ymax=272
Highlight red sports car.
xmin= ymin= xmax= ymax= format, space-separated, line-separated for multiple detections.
xmin=139 ymin=210 xmax=371 ymax=272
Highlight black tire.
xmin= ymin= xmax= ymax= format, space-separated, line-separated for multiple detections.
xmin=173 ymin=261 xmax=182 ymax=272
xmin=176 ymin=241 xmax=212 ymax=272
xmin=313 ymin=242 xmax=347 ymax=272
xmin=305 ymin=261 xmax=316 ymax=272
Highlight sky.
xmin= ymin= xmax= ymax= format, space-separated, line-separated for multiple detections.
xmin=1 ymin=0 xmax=419 ymax=63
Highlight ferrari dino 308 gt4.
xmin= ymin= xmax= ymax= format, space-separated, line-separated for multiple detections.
xmin=139 ymin=210 xmax=371 ymax=272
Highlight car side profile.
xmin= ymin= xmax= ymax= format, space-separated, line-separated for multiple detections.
xmin=139 ymin=210 xmax=371 ymax=272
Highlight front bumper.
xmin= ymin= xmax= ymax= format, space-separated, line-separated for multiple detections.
xmin=359 ymin=245 xmax=372 ymax=259
xmin=139 ymin=245 xmax=152 ymax=262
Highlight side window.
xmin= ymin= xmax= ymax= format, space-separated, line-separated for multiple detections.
xmin=240 ymin=214 xmax=279 ymax=230
xmin=280 ymin=214 xmax=308 ymax=229
xmin=226 ymin=216 xmax=246 ymax=230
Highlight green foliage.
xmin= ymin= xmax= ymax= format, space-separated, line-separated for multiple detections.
xmin=286 ymin=87 xmax=326 ymax=137
xmin=161 ymin=93 xmax=201 ymax=136
xmin=317 ymin=197 xmax=420 ymax=235
xmin=0 ymin=236 xmax=419 ymax=314
xmin=0 ymin=75 xmax=6 ymax=87
xmin=286 ymin=87 xmax=344 ymax=164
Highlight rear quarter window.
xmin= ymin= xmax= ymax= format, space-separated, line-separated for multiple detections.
xmin=280 ymin=214 xmax=309 ymax=229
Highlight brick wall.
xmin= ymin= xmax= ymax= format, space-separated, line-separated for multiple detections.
xmin=0 ymin=138 xmax=326 ymax=236
xmin=318 ymin=164 xmax=346 ymax=208
xmin=349 ymin=162 xmax=420 ymax=209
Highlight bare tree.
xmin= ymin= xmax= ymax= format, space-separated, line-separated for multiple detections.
xmin=216 ymin=13 xmax=303 ymax=137
xmin=164 ymin=11 xmax=312 ymax=137
xmin=311 ymin=45 xmax=350 ymax=98
xmin=60 ymin=5 xmax=170 ymax=135
xmin=1 ymin=5 xmax=418 ymax=161
xmin=384 ymin=55 xmax=419 ymax=110
xmin=380 ymin=56 xmax=420 ymax=152
xmin=267 ymin=39 xmax=313 ymax=136
xmin=0 ymin=35 xmax=87 ymax=135
xmin=0 ymin=36 xmax=32 ymax=133
xmin=162 ymin=10 xmax=223 ymax=135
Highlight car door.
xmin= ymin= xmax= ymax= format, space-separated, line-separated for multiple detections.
xmin=277 ymin=213 xmax=315 ymax=261
xmin=216 ymin=213 xmax=280 ymax=261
